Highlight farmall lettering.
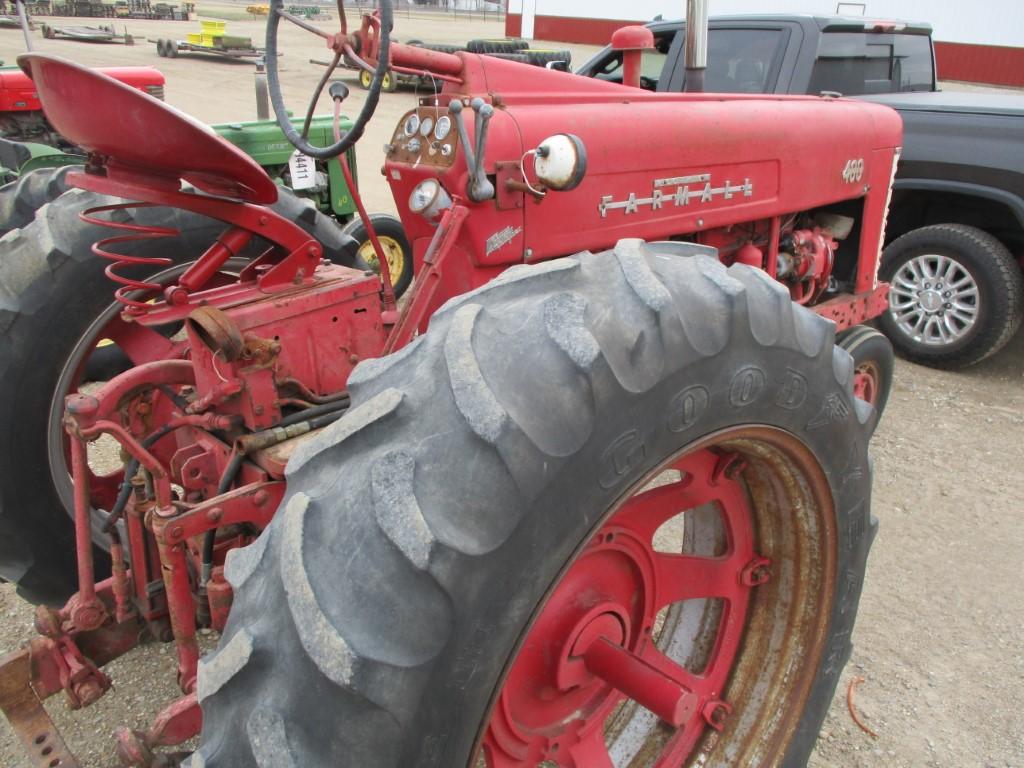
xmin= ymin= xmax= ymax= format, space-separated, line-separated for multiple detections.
xmin=599 ymin=173 xmax=754 ymax=218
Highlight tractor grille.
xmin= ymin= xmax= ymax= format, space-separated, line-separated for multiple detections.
xmin=145 ymin=85 xmax=166 ymax=101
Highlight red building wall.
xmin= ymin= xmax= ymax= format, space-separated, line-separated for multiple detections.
xmin=933 ymin=41 xmax=1024 ymax=88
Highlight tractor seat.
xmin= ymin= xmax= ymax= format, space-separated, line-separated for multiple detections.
xmin=18 ymin=54 xmax=278 ymax=205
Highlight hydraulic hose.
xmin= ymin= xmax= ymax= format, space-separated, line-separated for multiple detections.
xmin=199 ymin=405 xmax=350 ymax=601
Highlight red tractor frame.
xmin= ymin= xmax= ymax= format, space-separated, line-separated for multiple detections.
xmin=0 ymin=1 xmax=899 ymax=765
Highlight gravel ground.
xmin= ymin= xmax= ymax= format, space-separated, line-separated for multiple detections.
xmin=1 ymin=6 xmax=1023 ymax=766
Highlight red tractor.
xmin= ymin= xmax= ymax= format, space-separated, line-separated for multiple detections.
xmin=0 ymin=1 xmax=899 ymax=765
xmin=0 ymin=62 xmax=165 ymax=156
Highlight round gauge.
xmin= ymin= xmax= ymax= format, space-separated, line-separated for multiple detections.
xmin=403 ymin=114 xmax=420 ymax=137
xmin=419 ymin=115 xmax=435 ymax=138
xmin=434 ymin=115 xmax=452 ymax=142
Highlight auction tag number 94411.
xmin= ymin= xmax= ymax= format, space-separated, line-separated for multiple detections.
xmin=842 ymin=158 xmax=865 ymax=184
xmin=288 ymin=150 xmax=318 ymax=191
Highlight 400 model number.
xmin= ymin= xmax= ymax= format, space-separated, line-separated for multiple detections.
xmin=842 ymin=158 xmax=865 ymax=184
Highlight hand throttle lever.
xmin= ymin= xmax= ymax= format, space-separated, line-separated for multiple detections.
xmin=449 ymin=98 xmax=495 ymax=202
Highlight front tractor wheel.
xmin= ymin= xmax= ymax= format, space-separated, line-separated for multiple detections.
xmin=341 ymin=212 xmax=414 ymax=297
xmin=837 ymin=325 xmax=894 ymax=433
xmin=196 ymin=241 xmax=876 ymax=767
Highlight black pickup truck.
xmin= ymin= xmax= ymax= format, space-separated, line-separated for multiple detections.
xmin=577 ymin=15 xmax=1024 ymax=367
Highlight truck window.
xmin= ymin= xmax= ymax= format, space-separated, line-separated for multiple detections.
xmin=587 ymin=30 xmax=677 ymax=90
xmin=702 ymin=28 xmax=786 ymax=93
xmin=809 ymin=32 xmax=933 ymax=95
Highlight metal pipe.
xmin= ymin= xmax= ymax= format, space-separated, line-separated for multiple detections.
xmin=254 ymin=59 xmax=270 ymax=121
xmin=16 ymin=0 xmax=32 ymax=51
xmin=683 ymin=0 xmax=708 ymax=92
xmin=70 ymin=437 xmax=97 ymax=605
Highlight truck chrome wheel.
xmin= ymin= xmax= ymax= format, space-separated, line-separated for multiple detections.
xmin=888 ymin=253 xmax=979 ymax=346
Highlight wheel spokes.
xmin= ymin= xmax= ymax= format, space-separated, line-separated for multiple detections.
xmin=613 ymin=478 xmax=698 ymax=540
xmin=481 ymin=448 xmax=764 ymax=767
xmin=102 ymin=316 xmax=179 ymax=366
xmin=653 ymin=552 xmax=745 ymax=607
xmin=567 ymin=728 xmax=615 ymax=768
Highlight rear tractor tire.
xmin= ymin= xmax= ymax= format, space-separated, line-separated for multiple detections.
xmin=196 ymin=240 xmax=876 ymax=767
xmin=0 ymin=186 xmax=360 ymax=606
xmin=0 ymin=165 xmax=76 ymax=236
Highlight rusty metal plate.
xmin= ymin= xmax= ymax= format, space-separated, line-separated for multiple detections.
xmin=0 ymin=649 xmax=80 ymax=768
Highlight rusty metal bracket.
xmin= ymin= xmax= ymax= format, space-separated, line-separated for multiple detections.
xmin=0 ymin=649 xmax=80 ymax=768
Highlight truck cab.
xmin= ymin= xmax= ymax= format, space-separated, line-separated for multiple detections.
xmin=575 ymin=14 xmax=935 ymax=96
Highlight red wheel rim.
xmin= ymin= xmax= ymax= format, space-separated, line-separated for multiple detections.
xmin=482 ymin=448 xmax=771 ymax=767
xmin=852 ymin=363 xmax=879 ymax=405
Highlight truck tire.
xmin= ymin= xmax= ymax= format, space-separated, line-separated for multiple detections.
xmin=341 ymin=213 xmax=414 ymax=298
xmin=836 ymin=325 xmax=893 ymax=433
xmin=0 ymin=186 xmax=357 ymax=606
xmin=196 ymin=241 xmax=876 ymax=768
xmin=0 ymin=165 xmax=76 ymax=236
xmin=879 ymin=223 xmax=1023 ymax=368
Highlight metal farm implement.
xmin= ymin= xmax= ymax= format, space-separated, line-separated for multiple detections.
xmin=0 ymin=1 xmax=899 ymax=765
xmin=153 ymin=20 xmax=265 ymax=61
xmin=39 ymin=22 xmax=135 ymax=43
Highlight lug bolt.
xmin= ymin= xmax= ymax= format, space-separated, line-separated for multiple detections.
xmin=924 ymin=282 xmax=930 ymax=289
xmin=945 ymin=303 xmax=951 ymax=309
xmin=701 ymin=699 xmax=733 ymax=731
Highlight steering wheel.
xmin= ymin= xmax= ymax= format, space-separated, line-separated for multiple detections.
xmin=265 ymin=0 xmax=392 ymax=159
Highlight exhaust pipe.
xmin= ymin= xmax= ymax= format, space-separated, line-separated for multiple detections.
xmin=683 ymin=0 xmax=707 ymax=92
xmin=254 ymin=58 xmax=270 ymax=120
xmin=16 ymin=0 xmax=33 ymax=51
